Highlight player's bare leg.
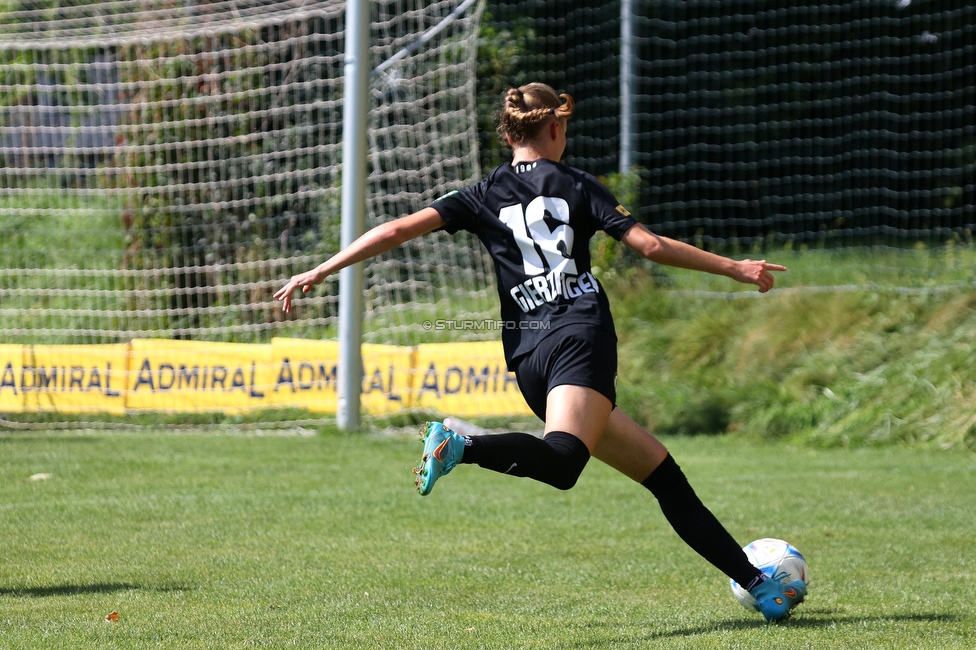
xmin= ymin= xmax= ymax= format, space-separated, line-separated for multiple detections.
xmin=594 ymin=406 xmax=801 ymax=617
xmin=592 ymin=408 xmax=669 ymax=480
xmin=542 ymin=384 xmax=613 ymax=452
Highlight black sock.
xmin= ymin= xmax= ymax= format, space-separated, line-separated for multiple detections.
xmin=642 ymin=454 xmax=764 ymax=588
xmin=460 ymin=431 xmax=590 ymax=491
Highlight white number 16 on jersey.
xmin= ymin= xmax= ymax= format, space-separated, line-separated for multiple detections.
xmin=498 ymin=196 xmax=578 ymax=276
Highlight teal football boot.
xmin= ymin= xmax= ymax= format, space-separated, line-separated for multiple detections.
xmin=414 ymin=421 xmax=465 ymax=496
xmin=750 ymin=578 xmax=807 ymax=622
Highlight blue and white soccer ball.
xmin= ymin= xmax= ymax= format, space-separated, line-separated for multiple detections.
xmin=730 ymin=538 xmax=809 ymax=611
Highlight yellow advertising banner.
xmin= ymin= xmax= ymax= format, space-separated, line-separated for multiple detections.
xmin=0 ymin=345 xmax=25 ymax=413
xmin=7 ymin=339 xmax=535 ymax=418
xmin=269 ymin=338 xmax=339 ymax=413
xmin=361 ymin=343 xmax=415 ymax=414
xmin=411 ymin=341 xmax=532 ymax=417
xmin=23 ymin=344 xmax=129 ymax=414
xmin=269 ymin=338 xmax=414 ymax=414
xmin=126 ymin=339 xmax=273 ymax=413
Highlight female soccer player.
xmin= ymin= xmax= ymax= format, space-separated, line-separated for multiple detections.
xmin=274 ymin=83 xmax=806 ymax=621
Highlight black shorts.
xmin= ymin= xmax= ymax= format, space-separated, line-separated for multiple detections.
xmin=512 ymin=324 xmax=618 ymax=421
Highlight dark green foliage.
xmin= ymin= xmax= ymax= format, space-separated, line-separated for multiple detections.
xmin=480 ymin=1 xmax=976 ymax=247
xmin=653 ymin=391 xmax=732 ymax=436
xmin=475 ymin=8 xmax=539 ymax=170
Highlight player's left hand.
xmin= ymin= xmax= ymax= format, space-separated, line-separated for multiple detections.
xmin=732 ymin=259 xmax=786 ymax=293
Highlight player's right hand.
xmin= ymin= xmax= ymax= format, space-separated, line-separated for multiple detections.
xmin=274 ymin=268 xmax=326 ymax=313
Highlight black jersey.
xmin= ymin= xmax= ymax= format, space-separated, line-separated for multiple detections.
xmin=431 ymin=159 xmax=639 ymax=367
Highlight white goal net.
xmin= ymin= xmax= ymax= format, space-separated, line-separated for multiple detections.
xmin=0 ymin=0 xmax=494 ymax=349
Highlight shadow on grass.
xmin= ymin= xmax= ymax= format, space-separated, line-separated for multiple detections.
xmin=0 ymin=583 xmax=192 ymax=598
xmin=568 ymin=610 xmax=961 ymax=647
xmin=646 ymin=610 xmax=960 ymax=640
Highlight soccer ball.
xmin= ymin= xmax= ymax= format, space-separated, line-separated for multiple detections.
xmin=730 ymin=538 xmax=809 ymax=611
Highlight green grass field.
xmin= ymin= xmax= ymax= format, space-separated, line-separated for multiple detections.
xmin=2 ymin=429 xmax=973 ymax=649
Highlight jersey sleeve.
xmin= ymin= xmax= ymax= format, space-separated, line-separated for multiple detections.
xmin=430 ymin=179 xmax=486 ymax=235
xmin=582 ymin=172 xmax=639 ymax=240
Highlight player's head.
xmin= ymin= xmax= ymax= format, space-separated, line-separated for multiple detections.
xmin=497 ymin=83 xmax=574 ymax=150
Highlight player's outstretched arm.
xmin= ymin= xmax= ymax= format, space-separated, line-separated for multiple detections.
xmin=621 ymin=223 xmax=786 ymax=293
xmin=274 ymin=207 xmax=446 ymax=312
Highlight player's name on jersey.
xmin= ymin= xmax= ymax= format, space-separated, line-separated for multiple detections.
xmin=509 ymin=269 xmax=600 ymax=313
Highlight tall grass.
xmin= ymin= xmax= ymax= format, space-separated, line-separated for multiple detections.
xmin=608 ymin=247 xmax=976 ymax=449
